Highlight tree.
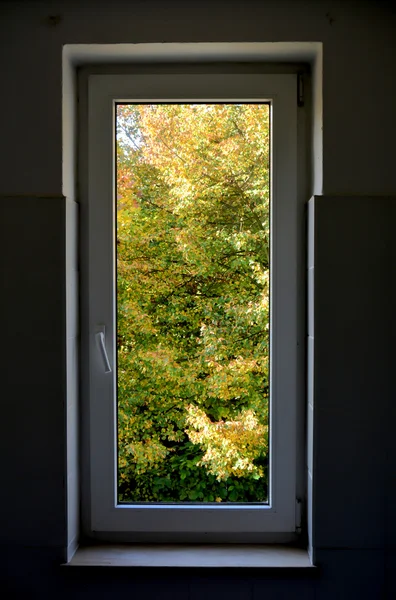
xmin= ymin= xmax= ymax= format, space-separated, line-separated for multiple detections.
xmin=116 ymin=103 xmax=270 ymax=502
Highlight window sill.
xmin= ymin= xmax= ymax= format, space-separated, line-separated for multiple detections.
xmin=66 ymin=544 xmax=314 ymax=569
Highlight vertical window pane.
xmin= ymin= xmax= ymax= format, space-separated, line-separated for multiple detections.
xmin=116 ymin=104 xmax=270 ymax=504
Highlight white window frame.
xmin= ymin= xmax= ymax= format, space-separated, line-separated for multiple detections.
xmin=83 ymin=71 xmax=300 ymax=543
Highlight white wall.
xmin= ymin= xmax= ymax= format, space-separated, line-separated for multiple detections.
xmin=0 ymin=1 xmax=395 ymax=597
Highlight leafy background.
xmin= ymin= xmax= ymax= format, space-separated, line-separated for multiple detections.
xmin=116 ymin=104 xmax=270 ymax=503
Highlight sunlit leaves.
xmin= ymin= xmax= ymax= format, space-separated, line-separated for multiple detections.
xmin=116 ymin=103 xmax=270 ymax=502
xmin=185 ymin=405 xmax=268 ymax=480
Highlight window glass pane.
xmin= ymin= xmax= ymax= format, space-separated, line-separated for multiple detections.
xmin=116 ymin=103 xmax=270 ymax=504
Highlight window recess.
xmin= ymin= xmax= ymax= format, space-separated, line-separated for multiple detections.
xmin=82 ymin=71 xmax=301 ymax=543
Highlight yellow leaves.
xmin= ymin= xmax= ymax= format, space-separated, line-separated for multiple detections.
xmin=116 ymin=103 xmax=271 ymax=500
xmin=125 ymin=438 xmax=169 ymax=474
xmin=185 ymin=405 xmax=268 ymax=481
xmin=204 ymin=355 xmax=263 ymax=401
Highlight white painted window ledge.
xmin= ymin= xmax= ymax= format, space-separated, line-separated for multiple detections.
xmin=66 ymin=545 xmax=313 ymax=568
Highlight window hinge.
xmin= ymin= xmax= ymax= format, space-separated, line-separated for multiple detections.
xmin=297 ymin=73 xmax=304 ymax=107
xmin=295 ymin=497 xmax=303 ymax=533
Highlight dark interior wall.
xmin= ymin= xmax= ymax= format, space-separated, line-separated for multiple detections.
xmin=1 ymin=0 xmax=396 ymax=198
xmin=0 ymin=1 xmax=395 ymax=598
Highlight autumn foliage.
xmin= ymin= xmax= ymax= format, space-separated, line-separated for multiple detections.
xmin=116 ymin=103 xmax=270 ymax=502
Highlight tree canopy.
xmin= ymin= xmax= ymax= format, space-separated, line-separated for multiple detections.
xmin=116 ymin=103 xmax=270 ymax=503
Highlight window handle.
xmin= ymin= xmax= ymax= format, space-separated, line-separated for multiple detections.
xmin=96 ymin=331 xmax=112 ymax=373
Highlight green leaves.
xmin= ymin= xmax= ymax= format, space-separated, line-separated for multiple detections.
xmin=116 ymin=103 xmax=270 ymax=503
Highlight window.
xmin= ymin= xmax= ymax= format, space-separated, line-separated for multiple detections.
xmin=83 ymin=70 xmax=300 ymax=542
